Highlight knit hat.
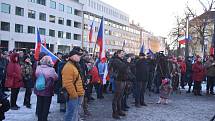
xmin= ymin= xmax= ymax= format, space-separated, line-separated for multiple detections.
xmin=69 ymin=46 xmax=83 ymax=57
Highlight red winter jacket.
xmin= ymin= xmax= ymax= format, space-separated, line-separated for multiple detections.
xmin=89 ymin=66 xmax=101 ymax=84
xmin=178 ymin=60 xmax=186 ymax=74
xmin=192 ymin=61 xmax=205 ymax=82
xmin=5 ymin=53 xmax=23 ymax=88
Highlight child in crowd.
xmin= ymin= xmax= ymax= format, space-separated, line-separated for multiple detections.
xmin=157 ymin=78 xmax=172 ymax=104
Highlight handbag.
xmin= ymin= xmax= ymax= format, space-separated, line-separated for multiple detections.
xmin=35 ymin=71 xmax=46 ymax=91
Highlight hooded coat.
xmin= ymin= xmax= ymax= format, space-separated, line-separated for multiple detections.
xmin=5 ymin=53 xmax=23 ymax=88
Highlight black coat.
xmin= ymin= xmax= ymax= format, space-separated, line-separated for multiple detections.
xmin=136 ymin=58 xmax=151 ymax=82
xmin=109 ymin=56 xmax=127 ymax=81
xmin=0 ymin=58 xmax=8 ymax=83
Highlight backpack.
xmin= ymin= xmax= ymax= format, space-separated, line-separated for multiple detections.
xmin=35 ymin=73 xmax=46 ymax=91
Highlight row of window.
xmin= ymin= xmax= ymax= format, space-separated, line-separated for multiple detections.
xmin=88 ymin=0 xmax=129 ymax=22
xmin=28 ymin=0 xmax=82 ymax=16
xmin=1 ymin=3 xmax=82 ymax=28
xmin=0 ymin=22 xmax=81 ymax=40
xmin=84 ymin=14 xmax=140 ymax=35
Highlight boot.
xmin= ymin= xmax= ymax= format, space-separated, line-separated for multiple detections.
xmin=206 ymin=90 xmax=209 ymax=95
xmin=135 ymin=103 xmax=141 ymax=108
xmin=118 ymin=111 xmax=126 ymax=116
xmin=140 ymin=102 xmax=147 ymax=106
xmin=112 ymin=112 xmax=120 ymax=119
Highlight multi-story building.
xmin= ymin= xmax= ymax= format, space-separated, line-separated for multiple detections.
xmin=0 ymin=0 xmax=163 ymax=55
xmin=0 ymin=0 xmax=83 ymax=53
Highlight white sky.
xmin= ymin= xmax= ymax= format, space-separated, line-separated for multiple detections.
xmin=101 ymin=0 xmax=205 ymax=37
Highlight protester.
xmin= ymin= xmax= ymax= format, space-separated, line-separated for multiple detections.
xmin=34 ymin=56 xmax=58 ymax=121
xmin=0 ymin=90 xmax=10 ymax=121
xmin=135 ymin=52 xmax=149 ymax=107
xmin=62 ymin=47 xmax=84 ymax=121
xmin=192 ymin=55 xmax=205 ymax=96
xmin=22 ymin=55 xmax=33 ymax=108
xmin=0 ymin=50 xmax=8 ymax=92
xmin=5 ymin=53 xmax=23 ymax=110
xmin=109 ymin=50 xmax=127 ymax=119
xmin=186 ymin=56 xmax=193 ymax=93
xmin=56 ymin=54 xmax=69 ymax=112
xmin=157 ymin=78 xmax=172 ymax=104
xmin=204 ymin=55 xmax=215 ymax=95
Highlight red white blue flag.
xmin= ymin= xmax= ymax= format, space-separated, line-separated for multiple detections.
xmin=34 ymin=28 xmax=42 ymax=60
xmin=89 ymin=20 xmax=94 ymax=43
xmin=97 ymin=16 xmax=106 ymax=62
xmin=41 ymin=45 xmax=60 ymax=64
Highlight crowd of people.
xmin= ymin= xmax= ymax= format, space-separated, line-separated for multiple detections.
xmin=0 ymin=47 xmax=215 ymax=121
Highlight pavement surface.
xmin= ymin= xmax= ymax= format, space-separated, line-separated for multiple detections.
xmin=4 ymin=86 xmax=215 ymax=121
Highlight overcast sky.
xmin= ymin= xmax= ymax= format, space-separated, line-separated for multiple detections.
xmin=101 ymin=0 xmax=204 ymax=37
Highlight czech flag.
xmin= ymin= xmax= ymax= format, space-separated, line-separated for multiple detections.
xmin=41 ymin=45 xmax=60 ymax=64
xmin=97 ymin=16 xmax=106 ymax=62
xmin=34 ymin=28 xmax=42 ymax=61
xmin=89 ymin=20 xmax=94 ymax=43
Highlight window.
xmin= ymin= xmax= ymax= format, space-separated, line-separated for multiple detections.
xmin=39 ymin=12 xmax=46 ymax=21
xmin=15 ymin=24 xmax=23 ymax=33
xmin=74 ymin=34 xmax=81 ymax=40
xmin=28 ymin=0 xmax=35 ymax=3
xmin=59 ymin=3 xmax=64 ymax=12
xmin=37 ymin=0 xmax=46 ymax=6
xmin=49 ymin=15 xmax=55 ymax=23
xmin=58 ymin=31 xmax=63 ymax=38
xmin=39 ymin=28 xmax=46 ymax=35
xmin=15 ymin=7 xmax=24 ymax=16
xmin=28 ymin=26 xmax=35 ymax=34
xmin=28 ymin=10 xmax=36 ymax=19
xmin=84 ymin=24 xmax=88 ymax=30
xmin=50 ymin=0 xmax=56 ymax=9
xmin=1 ymin=22 xmax=10 ymax=31
xmin=74 ymin=21 xmax=81 ymax=28
xmin=66 ymin=32 xmax=71 ymax=39
xmin=49 ymin=29 xmax=55 ymax=37
xmin=74 ymin=9 xmax=82 ymax=16
xmin=66 ymin=19 xmax=72 ymax=26
xmin=1 ymin=3 xmax=10 ymax=14
xmin=58 ymin=17 xmax=64 ymax=25
xmin=66 ymin=6 xmax=72 ymax=14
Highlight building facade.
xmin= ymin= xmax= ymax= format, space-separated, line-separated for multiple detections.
xmin=0 ymin=0 xmax=163 ymax=55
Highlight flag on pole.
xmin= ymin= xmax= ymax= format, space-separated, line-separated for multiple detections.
xmin=34 ymin=28 xmax=42 ymax=60
xmin=89 ymin=20 xmax=94 ymax=43
xmin=41 ymin=45 xmax=60 ymax=64
xmin=122 ymin=40 xmax=126 ymax=50
xmin=96 ymin=16 xmax=106 ymax=62
xmin=140 ymin=44 xmax=145 ymax=53
xmin=179 ymin=35 xmax=192 ymax=45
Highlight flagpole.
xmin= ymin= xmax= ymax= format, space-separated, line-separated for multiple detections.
xmin=92 ymin=42 xmax=97 ymax=58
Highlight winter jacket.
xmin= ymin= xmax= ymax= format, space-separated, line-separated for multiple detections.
xmin=178 ymin=60 xmax=186 ymax=74
xmin=22 ymin=62 xmax=33 ymax=88
xmin=136 ymin=58 xmax=151 ymax=82
xmin=5 ymin=53 xmax=23 ymax=88
xmin=192 ymin=62 xmax=205 ymax=82
xmin=34 ymin=65 xmax=58 ymax=97
xmin=204 ymin=60 xmax=215 ymax=77
xmin=109 ymin=56 xmax=127 ymax=81
xmin=62 ymin=61 xmax=84 ymax=99
xmin=89 ymin=66 xmax=101 ymax=84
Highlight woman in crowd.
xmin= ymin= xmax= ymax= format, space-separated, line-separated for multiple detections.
xmin=192 ymin=55 xmax=205 ymax=96
xmin=34 ymin=56 xmax=58 ymax=121
xmin=5 ymin=53 xmax=23 ymax=110
xmin=22 ymin=55 xmax=33 ymax=108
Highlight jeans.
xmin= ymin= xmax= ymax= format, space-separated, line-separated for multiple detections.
xmin=65 ymin=96 xmax=83 ymax=121
xmin=24 ymin=88 xmax=32 ymax=106
xmin=36 ymin=96 xmax=52 ymax=121
xmin=110 ymin=77 xmax=115 ymax=92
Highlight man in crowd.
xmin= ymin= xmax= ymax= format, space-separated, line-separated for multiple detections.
xmin=204 ymin=55 xmax=215 ymax=95
xmin=62 ymin=47 xmax=85 ymax=121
